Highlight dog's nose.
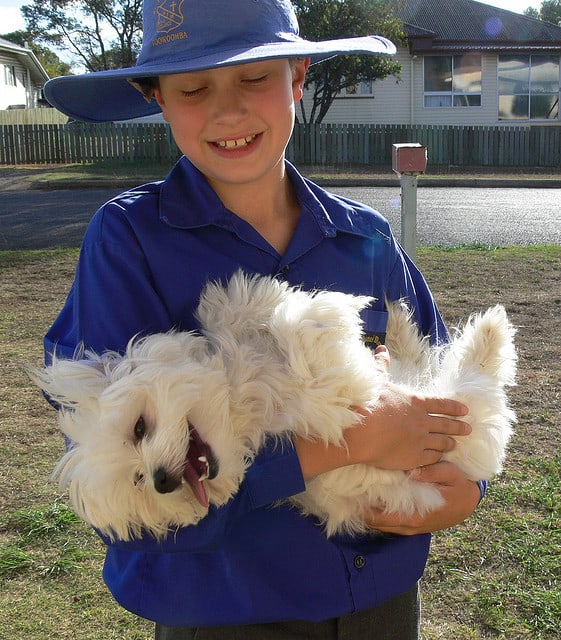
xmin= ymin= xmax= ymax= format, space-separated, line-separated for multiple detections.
xmin=153 ymin=468 xmax=182 ymax=494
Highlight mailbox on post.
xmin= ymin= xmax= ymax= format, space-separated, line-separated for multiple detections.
xmin=392 ymin=143 xmax=427 ymax=175
xmin=392 ymin=143 xmax=427 ymax=262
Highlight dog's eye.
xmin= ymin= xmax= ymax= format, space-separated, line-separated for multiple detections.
xmin=134 ymin=471 xmax=145 ymax=487
xmin=134 ymin=417 xmax=147 ymax=441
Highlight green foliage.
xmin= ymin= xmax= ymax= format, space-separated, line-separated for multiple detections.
xmin=524 ymin=0 xmax=561 ymax=24
xmin=0 ymin=547 xmax=33 ymax=578
xmin=538 ymin=0 xmax=561 ymax=25
xmin=20 ymin=0 xmax=143 ymax=72
xmin=294 ymin=0 xmax=405 ymax=123
xmin=0 ymin=502 xmax=93 ymax=579
xmin=2 ymin=502 xmax=81 ymax=542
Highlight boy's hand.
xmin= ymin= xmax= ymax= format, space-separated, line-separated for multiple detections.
xmin=294 ymin=391 xmax=470 ymax=481
xmin=294 ymin=343 xmax=471 ymax=480
xmin=362 ymin=462 xmax=481 ymax=535
xmin=344 ymin=344 xmax=470 ymax=470
xmin=346 ymin=386 xmax=470 ymax=471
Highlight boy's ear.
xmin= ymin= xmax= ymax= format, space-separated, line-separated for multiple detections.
xmin=292 ymin=57 xmax=310 ymax=102
xmin=153 ymin=88 xmax=170 ymax=122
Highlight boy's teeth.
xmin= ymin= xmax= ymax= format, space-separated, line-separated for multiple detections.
xmin=216 ymin=135 xmax=255 ymax=149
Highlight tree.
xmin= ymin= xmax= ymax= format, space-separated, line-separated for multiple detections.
xmin=524 ymin=0 xmax=561 ymax=24
xmin=293 ymin=0 xmax=406 ymax=123
xmin=0 ymin=30 xmax=72 ymax=77
xmin=21 ymin=0 xmax=143 ymax=73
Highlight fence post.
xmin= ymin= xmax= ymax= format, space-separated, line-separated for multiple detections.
xmin=391 ymin=143 xmax=428 ymax=262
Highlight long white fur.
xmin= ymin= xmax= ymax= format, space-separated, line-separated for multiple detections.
xmin=30 ymin=271 xmax=517 ymax=540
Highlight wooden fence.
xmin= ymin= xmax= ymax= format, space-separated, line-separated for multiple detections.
xmin=287 ymin=123 xmax=561 ymax=167
xmin=1 ymin=122 xmax=560 ymax=167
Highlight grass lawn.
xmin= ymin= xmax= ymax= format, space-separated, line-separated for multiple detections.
xmin=1 ymin=245 xmax=560 ymax=639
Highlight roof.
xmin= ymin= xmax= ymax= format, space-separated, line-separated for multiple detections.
xmin=399 ymin=0 xmax=561 ymax=53
xmin=0 ymin=36 xmax=50 ymax=83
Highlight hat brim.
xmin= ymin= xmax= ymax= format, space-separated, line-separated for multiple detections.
xmin=44 ymin=36 xmax=396 ymax=122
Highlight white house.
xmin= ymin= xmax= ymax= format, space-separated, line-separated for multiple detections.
xmin=313 ymin=0 xmax=561 ymax=127
xmin=0 ymin=37 xmax=50 ymax=110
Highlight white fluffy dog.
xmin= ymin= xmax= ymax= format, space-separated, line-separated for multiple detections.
xmin=31 ymin=272 xmax=516 ymax=541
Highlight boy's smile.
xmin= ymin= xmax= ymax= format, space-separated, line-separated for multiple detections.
xmin=213 ymin=134 xmax=260 ymax=150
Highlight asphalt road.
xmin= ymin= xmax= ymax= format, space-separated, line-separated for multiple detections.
xmin=333 ymin=186 xmax=561 ymax=247
xmin=0 ymin=185 xmax=559 ymax=250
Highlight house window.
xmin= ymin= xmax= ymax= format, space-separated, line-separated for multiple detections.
xmin=498 ymin=55 xmax=559 ymax=120
xmin=424 ymin=54 xmax=482 ymax=107
xmin=4 ymin=65 xmax=17 ymax=87
xmin=345 ymin=80 xmax=373 ymax=96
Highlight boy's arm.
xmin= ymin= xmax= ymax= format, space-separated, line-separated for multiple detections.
xmin=44 ymin=205 xmax=174 ymax=362
xmin=291 ymin=397 xmax=480 ymax=535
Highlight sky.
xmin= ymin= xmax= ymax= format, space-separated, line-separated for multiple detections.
xmin=0 ymin=0 xmax=547 ymax=40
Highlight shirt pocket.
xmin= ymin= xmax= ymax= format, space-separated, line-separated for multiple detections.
xmin=361 ymin=308 xmax=389 ymax=350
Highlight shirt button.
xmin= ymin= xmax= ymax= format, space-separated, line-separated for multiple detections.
xmin=354 ymin=555 xmax=366 ymax=570
xmin=276 ymin=265 xmax=290 ymax=280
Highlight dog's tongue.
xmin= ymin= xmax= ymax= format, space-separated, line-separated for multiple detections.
xmin=183 ymin=427 xmax=218 ymax=509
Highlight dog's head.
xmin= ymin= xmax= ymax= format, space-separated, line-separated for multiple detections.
xmin=31 ymin=332 xmax=245 ymax=541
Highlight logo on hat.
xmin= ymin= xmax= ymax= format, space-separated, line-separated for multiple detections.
xmin=155 ymin=0 xmax=184 ymax=33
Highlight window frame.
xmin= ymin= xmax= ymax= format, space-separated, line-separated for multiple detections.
xmin=497 ymin=54 xmax=560 ymax=121
xmin=423 ymin=54 xmax=482 ymax=109
xmin=340 ymin=80 xmax=374 ymax=98
xmin=3 ymin=65 xmax=17 ymax=87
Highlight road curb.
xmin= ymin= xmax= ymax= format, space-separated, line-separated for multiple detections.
xmin=29 ymin=177 xmax=561 ymax=190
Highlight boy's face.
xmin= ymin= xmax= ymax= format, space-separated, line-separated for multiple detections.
xmin=154 ymin=58 xmax=309 ymax=194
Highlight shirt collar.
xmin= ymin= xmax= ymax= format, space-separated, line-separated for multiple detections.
xmin=159 ymin=156 xmax=383 ymax=242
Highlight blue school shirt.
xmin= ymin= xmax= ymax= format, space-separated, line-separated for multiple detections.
xmin=45 ymin=157 xmax=448 ymax=627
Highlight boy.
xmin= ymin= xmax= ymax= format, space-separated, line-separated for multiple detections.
xmin=44 ymin=2 xmax=481 ymax=638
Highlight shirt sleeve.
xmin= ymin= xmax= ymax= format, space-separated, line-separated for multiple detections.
xmin=386 ymin=237 xmax=449 ymax=346
xmin=241 ymin=438 xmax=307 ymax=509
xmin=44 ymin=204 xmax=173 ymax=363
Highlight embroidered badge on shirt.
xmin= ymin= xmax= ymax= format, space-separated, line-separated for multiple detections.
xmin=363 ymin=331 xmax=386 ymax=350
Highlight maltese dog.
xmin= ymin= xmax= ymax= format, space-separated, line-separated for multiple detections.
xmin=30 ymin=272 xmax=516 ymax=540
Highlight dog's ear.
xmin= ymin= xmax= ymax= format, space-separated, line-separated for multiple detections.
xmin=26 ymin=354 xmax=111 ymax=411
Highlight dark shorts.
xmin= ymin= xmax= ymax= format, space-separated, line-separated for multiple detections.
xmin=154 ymin=583 xmax=420 ymax=640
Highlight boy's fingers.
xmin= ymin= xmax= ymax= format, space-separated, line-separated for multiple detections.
xmin=420 ymin=396 xmax=469 ymax=418
xmin=428 ymin=415 xmax=471 ymax=437
xmin=417 ymin=434 xmax=459 ymax=467
xmin=418 ymin=449 xmax=444 ymax=467
xmin=410 ymin=461 xmax=462 ymax=485
xmin=373 ymin=345 xmax=390 ymax=371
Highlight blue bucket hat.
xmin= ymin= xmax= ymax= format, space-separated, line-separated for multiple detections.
xmin=44 ymin=0 xmax=396 ymax=122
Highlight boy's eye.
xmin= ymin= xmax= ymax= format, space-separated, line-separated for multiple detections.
xmin=245 ymin=74 xmax=268 ymax=85
xmin=181 ymin=87 xmax=205 ymax=98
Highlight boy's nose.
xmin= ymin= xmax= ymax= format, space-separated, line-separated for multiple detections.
xmin=212 ymin=87 xmax=248 ymax=122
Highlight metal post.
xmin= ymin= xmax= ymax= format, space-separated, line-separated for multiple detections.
xmin=400 ymin=173 xmax=418 ymax=262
